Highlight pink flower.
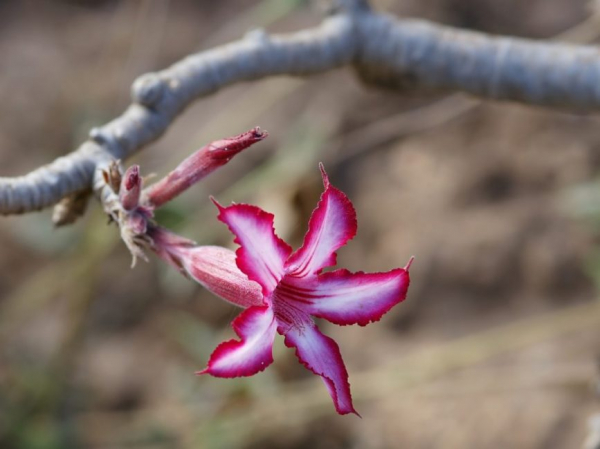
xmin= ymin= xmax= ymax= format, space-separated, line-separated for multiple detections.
xmin=197 ymin=164 xmax=412 ymax=415
xmin=111 ymin=129 xmax=411 ymax=416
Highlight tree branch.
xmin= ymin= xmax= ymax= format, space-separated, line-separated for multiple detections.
xmin=2 ymin=2 xmax=600 ymax=217
xmin=354 ymin=14 xmax=600 ymax=107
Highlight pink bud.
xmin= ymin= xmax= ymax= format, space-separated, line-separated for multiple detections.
xmin=120 ymin=165 xmax=142 ymax=210
xmin=143 ymin=127 xmax=267 ymax=209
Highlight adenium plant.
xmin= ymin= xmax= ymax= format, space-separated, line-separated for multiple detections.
xmin=104 ymin=127 xmax=412 ymax=415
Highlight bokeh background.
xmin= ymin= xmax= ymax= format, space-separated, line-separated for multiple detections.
xmin=2 ymin=0 xmax=600 ymax=447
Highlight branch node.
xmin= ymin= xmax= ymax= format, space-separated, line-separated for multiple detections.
xmin=89 ymin=127 xmax=122 ymax=158
xmin=89 ymin=127 xmax=105 ymax=144
xmin=132 ymin=73 xmax=166 ymax=107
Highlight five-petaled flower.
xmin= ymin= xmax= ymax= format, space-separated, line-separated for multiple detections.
xmin=112 ymin=130 xmax=412 ymax=416
xmin=199 ymin=164 xmax=412 ymax=415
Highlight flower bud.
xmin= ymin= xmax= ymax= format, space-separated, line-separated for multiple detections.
xmin=143 ymin=127 xmax=267 ymax=209
xmin=120 ymin=165 xmax=142 ymax=211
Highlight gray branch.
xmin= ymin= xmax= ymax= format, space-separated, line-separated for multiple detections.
xmin=2 ymin=1 xmax=600 ymax=217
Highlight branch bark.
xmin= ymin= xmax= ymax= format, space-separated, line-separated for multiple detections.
xmin=2 ymin=1 xmax=600 ymax=217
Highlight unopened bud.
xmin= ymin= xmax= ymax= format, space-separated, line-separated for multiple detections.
xmin=143 ymin=127 xmax=268 ymax=209
xmin=120 ymin=165 xmax=142 ymax=210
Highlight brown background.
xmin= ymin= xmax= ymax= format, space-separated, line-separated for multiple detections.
xmin=1 ymin=1 xmax=599 ymax=448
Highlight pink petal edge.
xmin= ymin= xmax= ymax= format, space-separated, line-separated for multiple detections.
xmin=286 ymin=165 xmax=357 ymax=277
xmin=198 ymin=305 xmax=276 ymax=377
xmin=282 ymin=322 xmax=359 ymax=416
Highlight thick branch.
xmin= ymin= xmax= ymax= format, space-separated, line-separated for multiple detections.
xmin=0 ymin=13 xmax=355 ymax=216
xmin=354 ymin=14 xmax=600 ymax=107
xmin=2 ymin=4 xmax=600 ymax=216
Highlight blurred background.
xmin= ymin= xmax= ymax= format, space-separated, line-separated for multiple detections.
xmin=2 ymin=0 xmax=600 ymax=447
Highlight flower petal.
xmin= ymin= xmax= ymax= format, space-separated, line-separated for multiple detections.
xmin=280 ymin=266 xmax=410 ymax=326
xmin=286 ymin=164 xmax=357 ymax=277
xmin=199 ymin=305 xmax=276 ymax=377
xmin=214 ymin=201 xmax=292 ymax=295
xmin=282 ymin=322 xmax=358 ymax=415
